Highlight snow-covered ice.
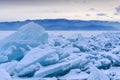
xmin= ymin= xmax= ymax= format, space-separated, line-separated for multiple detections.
xmin=88 ymin=66 xmax=109 ymax=80
xmin=0 ymin=69 xmax=12 ymax=80
xmin=0 ymin=22 xmax=120 ymax=80
xmin=15 ymin=47 xmax=56 ymax=73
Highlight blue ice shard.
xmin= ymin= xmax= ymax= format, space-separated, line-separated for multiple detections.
xmin=0 ymin=22 xmax=48 ymax=62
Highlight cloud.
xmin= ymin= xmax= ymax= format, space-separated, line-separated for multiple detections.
xmin=0 ymin=0 xmax=68 ymax=6
xmin=44 ymin=10 xmax=61 ymax=13
xmin=89 ymin=8 xmax=96 ymax=11
xmin=96 ymin=13 xmax=107 ymax=16
xmin=85 ymin=14 xmax=91 ymax=16
xmin=0 ymin=0 xmax=87 ymax=6
xmin=0 ymin=0 xmax=120 ymax=21
xmin=115 ymin=5 xmax=120 ymax=15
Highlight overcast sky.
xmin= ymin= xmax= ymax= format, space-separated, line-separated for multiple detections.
xmin=0 ymin=0 xmax=120 ymax=22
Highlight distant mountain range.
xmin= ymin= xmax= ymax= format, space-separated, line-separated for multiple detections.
xmin=0 ymin=19 xmax=120 ymax=31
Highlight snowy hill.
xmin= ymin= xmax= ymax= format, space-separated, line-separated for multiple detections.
xmin=0 ymin=19 xmax=120 ymax=30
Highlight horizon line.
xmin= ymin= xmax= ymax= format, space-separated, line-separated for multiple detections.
xmin=0 ymin=18 xmax=120 ymax=23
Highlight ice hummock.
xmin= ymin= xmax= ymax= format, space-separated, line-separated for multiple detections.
xmin=0 ymin=23 xmax=120 ymax=80
xmin=15 ymin=47 xmax=57 ymax=73
xmin=0 ymin=22 xmax=48 ymax=63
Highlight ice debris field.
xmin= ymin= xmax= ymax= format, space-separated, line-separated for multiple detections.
xmin=0 ymin=22 xmax=120 ymax=80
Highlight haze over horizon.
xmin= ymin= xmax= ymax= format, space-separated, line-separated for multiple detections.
xmin=0 ymin=0 xmax=120 ymax=22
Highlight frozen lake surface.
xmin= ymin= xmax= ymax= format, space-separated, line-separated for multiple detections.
xmin=0 ymin=31 xmax=120 ymax=40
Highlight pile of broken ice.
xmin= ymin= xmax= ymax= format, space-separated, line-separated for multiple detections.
xmin=0 ymin=22 xmax=120 ymax=80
